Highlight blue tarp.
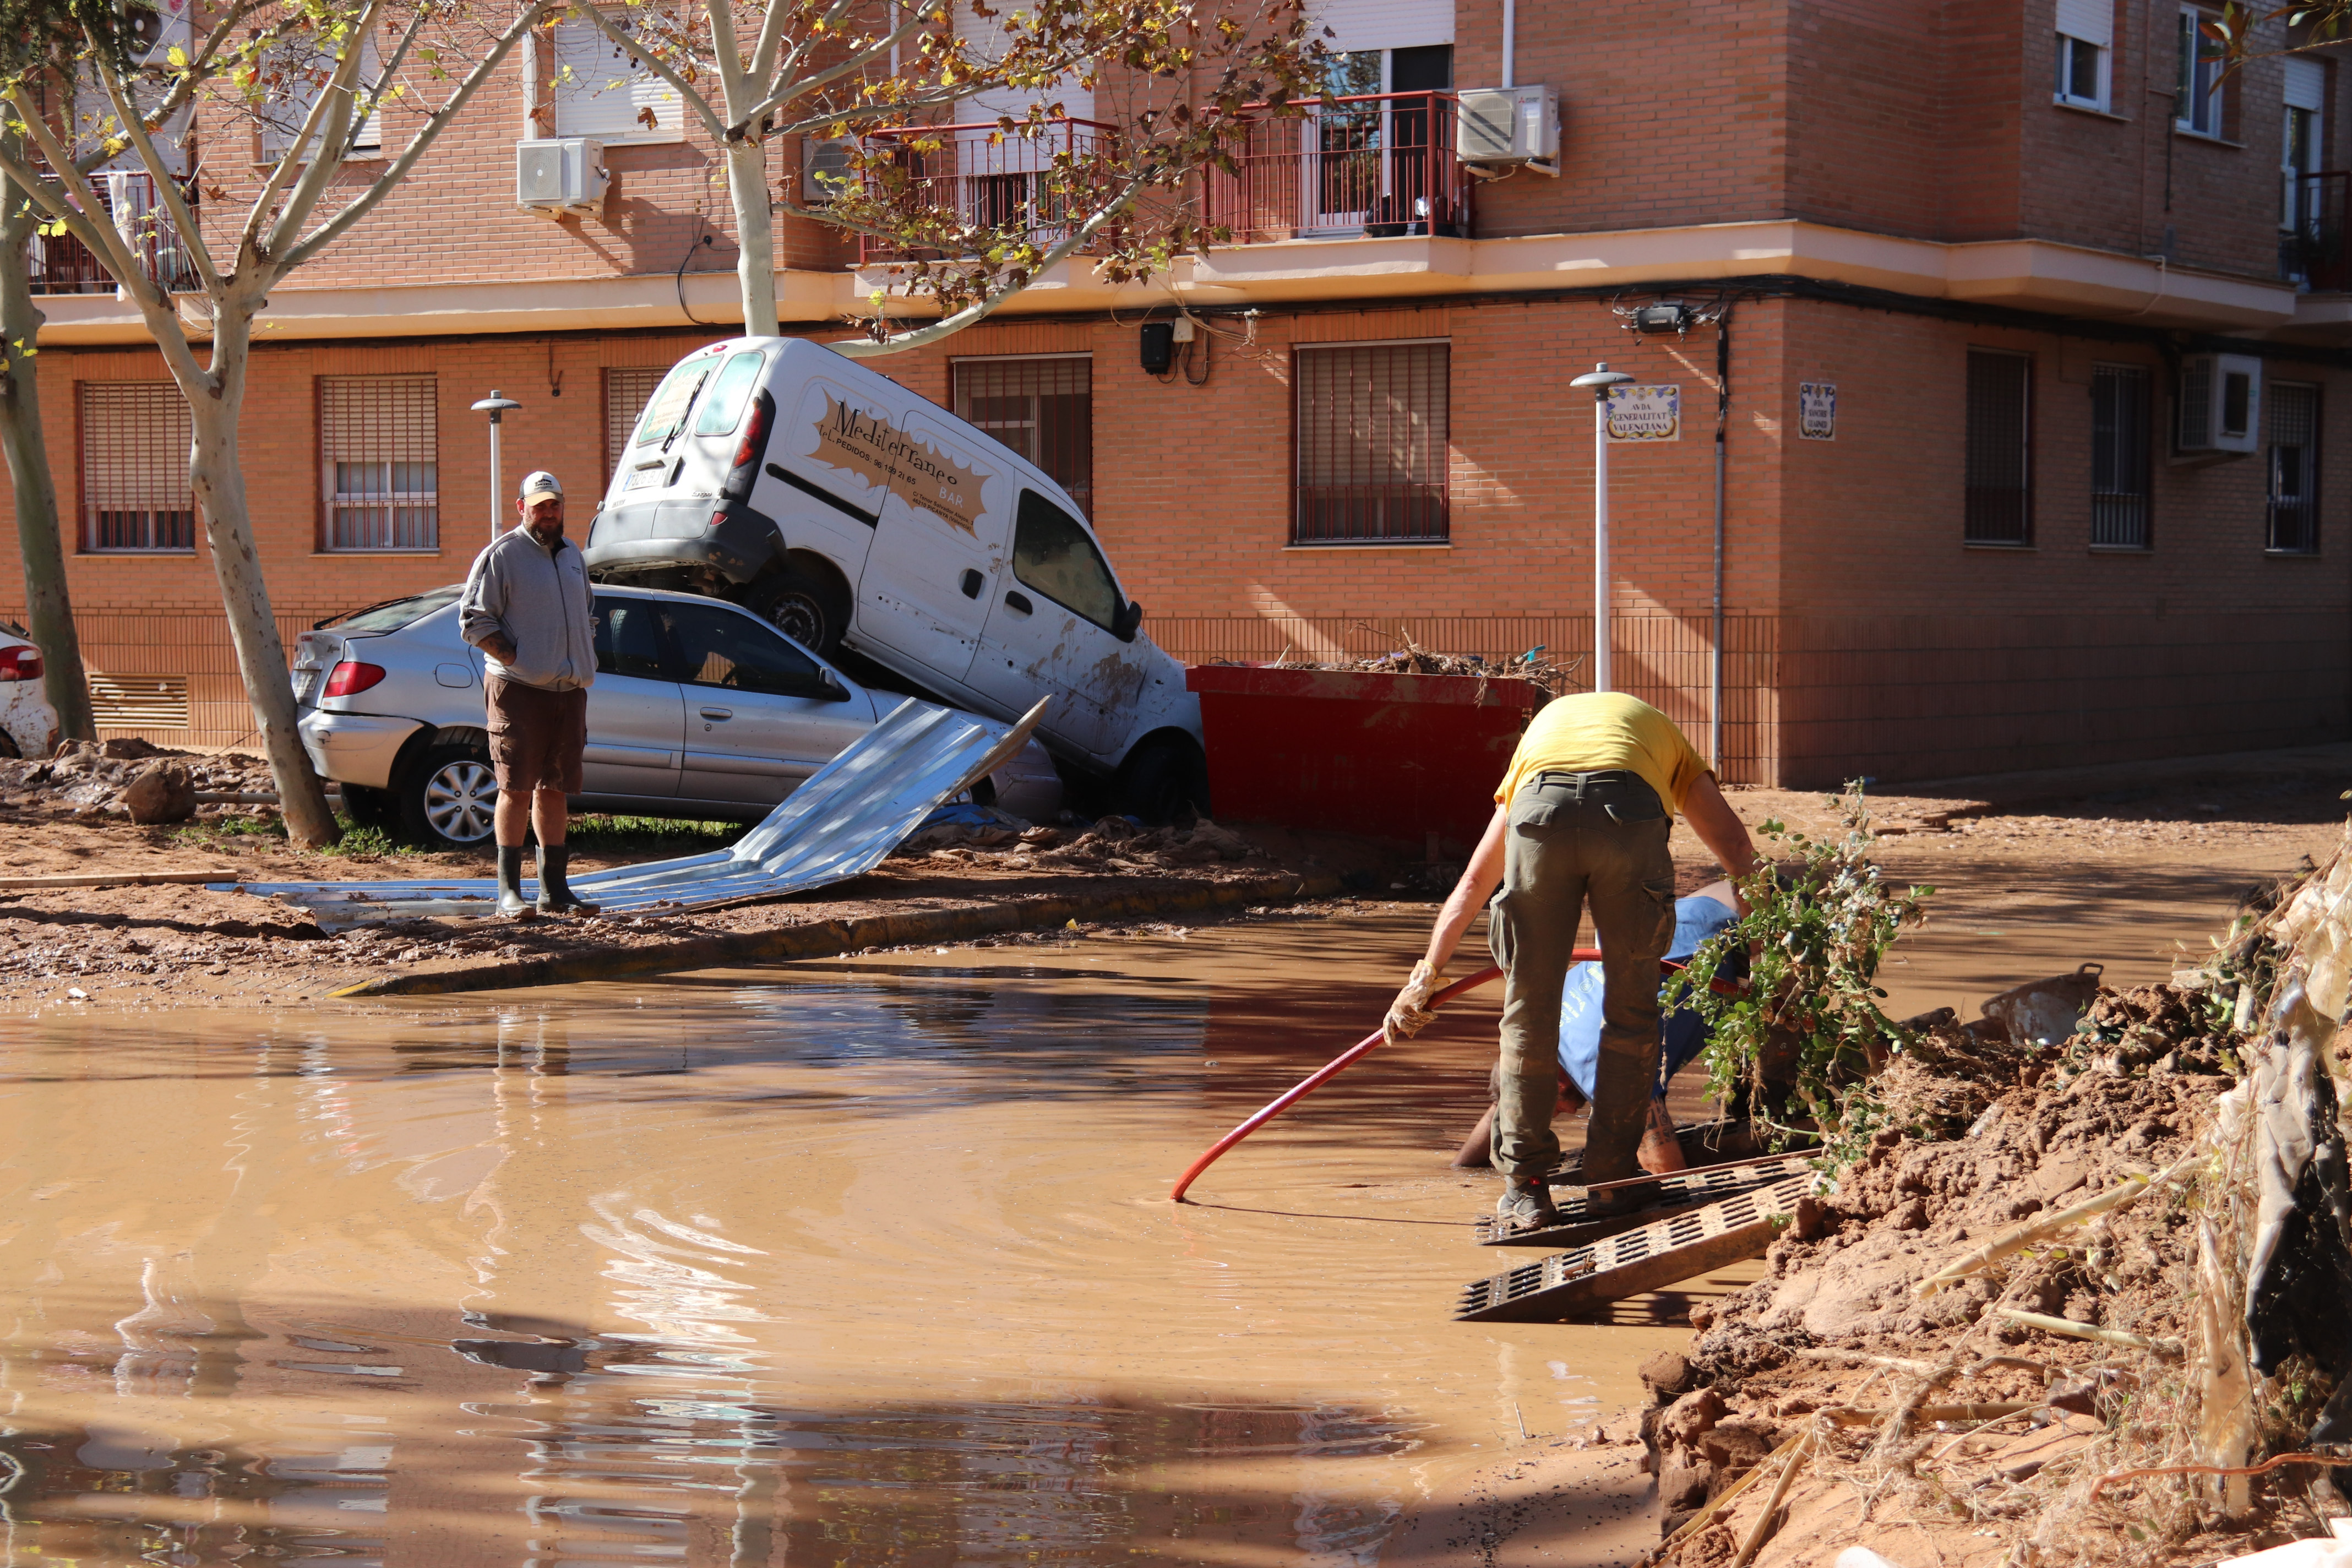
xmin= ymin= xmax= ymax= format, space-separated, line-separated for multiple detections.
xmin=1557 ymin=894 xmax=1747 ymax=1102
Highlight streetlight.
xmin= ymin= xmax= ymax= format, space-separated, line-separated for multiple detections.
xmin=470 ymin=390 xmax=522 ymax=544
xmin=1569 ymin=362 xmax=1635 ymax=693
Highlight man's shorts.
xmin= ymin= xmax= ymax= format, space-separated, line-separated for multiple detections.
xmin=484 ymin=675 xmax=587 ymax=794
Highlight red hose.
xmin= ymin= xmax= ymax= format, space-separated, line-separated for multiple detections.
xmin=1168 ymin=953 xmax=1751 ymax=1202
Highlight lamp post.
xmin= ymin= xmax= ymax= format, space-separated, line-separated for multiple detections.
xmin=470 ymin=391 xmax=522 ymax=544
xmin=1569 ymin=362 xmax=1635 ymax=693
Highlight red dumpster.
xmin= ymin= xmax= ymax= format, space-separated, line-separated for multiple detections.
xmin=1184 ymin=665 xmax=1544 ymax=850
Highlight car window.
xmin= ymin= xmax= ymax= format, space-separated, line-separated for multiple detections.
xmin=691 ymin=351 xmax=766 ymax=438
xmin=1011 ymin=490 xmax=1121 ymax=631
xmin=594 ymin=596 xmax=669 ymax=679
xmin=319 ymin=585 xmax=464 ymax=635
xmin=660 ymin=601 xmax=827 ymax=696
xmin=634 ymin=356 xmax=719 ymax=448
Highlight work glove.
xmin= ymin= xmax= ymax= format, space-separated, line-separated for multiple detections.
xmin=1383 ymin=960 xmax=1445 ymax=1044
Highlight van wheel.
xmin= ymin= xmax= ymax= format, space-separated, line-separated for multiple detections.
xmin=746 ymin=569 xmax=848 ymax=659
xmin=1117 ymin=735 xmax=1210 ymax=827
xmin=396 ymin=742 xmax=499 ymax=849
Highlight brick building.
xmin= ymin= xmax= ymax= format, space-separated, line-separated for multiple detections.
xmin=4 ymin=0 xmax=2348 ymax=785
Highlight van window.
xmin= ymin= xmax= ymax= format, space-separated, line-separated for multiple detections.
xmin=692 ymin=351 xmax=767 ymax=438
xmin=1011 ymin=490 xmax=1121 ymax=631
xmin=634 ymin=355 xmax=719 ymax=448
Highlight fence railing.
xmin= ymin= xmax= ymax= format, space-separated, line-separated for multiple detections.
xmin=2285 ymin=171 xmax=2351 ymax=291
xmin=1203 ymin=91 xmax=1471 ymax=245
xmin=30 ymin=172 xmax=201 ymax=296
xmin=856 ymin=118 xmax=1118 ymax=263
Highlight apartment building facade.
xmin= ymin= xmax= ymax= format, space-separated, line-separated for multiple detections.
xmin=3 ymin=0 xmax=2346 ymax=785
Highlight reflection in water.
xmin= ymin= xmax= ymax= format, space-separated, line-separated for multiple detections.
xmin=0 ymin=943 xmax=1557 ymax=1566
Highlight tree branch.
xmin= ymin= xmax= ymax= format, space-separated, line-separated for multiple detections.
xmin=94 ymin=53 xmax=221 ymax=292
xmin=264 ymin=0 xmax=385 ymax=256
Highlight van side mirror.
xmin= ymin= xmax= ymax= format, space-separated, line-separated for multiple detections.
xmin=1113 ymin=599 xmax=1143 ymax=643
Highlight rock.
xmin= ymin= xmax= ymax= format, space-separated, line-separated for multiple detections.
xmin=1657 ymin=1456 xmax=1714 ymax=1512
xmin=1638 ymin=1350 xmax=1694 ymax=1403
xmin=1698 ymin=1419 xmax=1779 ymax=1475
xmin=100 ymin=737 xmax=157 ymax=760
xmin=121 ymin=761 xmax=196 ymax=824
xmin=1658 ymin=1387 xmax=1725 ymax=1448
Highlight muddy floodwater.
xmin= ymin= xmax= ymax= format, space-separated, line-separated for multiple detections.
xmin=0 ymin=912 xmax=1706 ymax=1567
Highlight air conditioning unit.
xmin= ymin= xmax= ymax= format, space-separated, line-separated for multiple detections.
xmin=1456 ymin=86 xmax=1559 ymax=175
xmin=802 ymin=137 xmax=857 ymax=204
xmin=516 ymin=138 xmax=607 ymax=213
xmin=2177 ymin=352 xmax=2262 ymax=454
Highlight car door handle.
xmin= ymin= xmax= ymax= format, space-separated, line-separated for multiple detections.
xmin=1004 ymin=591 xmax=1033 ymax=615
xmin=700 ymin=706 xmax=733 ymax=721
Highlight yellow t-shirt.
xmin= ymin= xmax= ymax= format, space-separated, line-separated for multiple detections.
xmin=1493 ymin=693 xmax=1710 ymax=817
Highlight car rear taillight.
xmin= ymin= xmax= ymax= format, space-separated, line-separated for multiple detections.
xmin=323 ymin=661 xmax=386 ymax=698
xmin=0 ymin=646 xmax=40 ymax=682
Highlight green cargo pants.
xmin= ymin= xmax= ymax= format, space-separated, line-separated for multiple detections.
xmin=1487 ymin=770 xmax=1678 ymax=1185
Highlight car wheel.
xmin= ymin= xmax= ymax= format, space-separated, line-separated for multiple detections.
xmin=744 ymin=569 xmax=848 ymax=660
xmin=1117 ymin=734 xmax=1209 ymax=827
xmin=340 ymin=782 xmax=399 ymax=831
xmin=396 ymin=743 xmax=499 ymax=849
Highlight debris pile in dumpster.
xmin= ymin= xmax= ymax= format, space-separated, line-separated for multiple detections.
xmin=1246 ymin=623 xmax=1588 ymax=700
xmin=1628 ymin=816 xmax=2352 ymax=1568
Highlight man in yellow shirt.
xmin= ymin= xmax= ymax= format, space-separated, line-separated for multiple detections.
xmin=1385 ymin=692 xmax=1760 ymax=1231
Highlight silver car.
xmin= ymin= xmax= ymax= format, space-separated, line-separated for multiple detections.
xmin=292 ymin=583 xmax=1061 ymax=848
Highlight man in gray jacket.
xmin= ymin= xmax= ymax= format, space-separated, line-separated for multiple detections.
xmin=458 ymin=470 xmax=598 ymax=918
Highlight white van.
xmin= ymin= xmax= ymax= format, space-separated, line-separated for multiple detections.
xmin=584 ymin=337 xmax=1207 ymax=818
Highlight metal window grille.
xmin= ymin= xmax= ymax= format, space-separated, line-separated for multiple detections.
xmin=605 ymin=367 xmax=666 ymax=486
xmin=1293 ymin=341 xmax=1449 ymax=545
xmin=951 ymin=355 xmax=1093 ymax=516
xmin=2267 ymin=380 xmax=2321 ymax=554
xmin=2089 ymin=364 xmax=2150 ymax=548
xmin=320 ymin=375 xmax=438 ymax=552
xmin=1964 ymin=350 xmax=2032 ymax=545
xmin=79 ymin=382 xmax=194 ymax=552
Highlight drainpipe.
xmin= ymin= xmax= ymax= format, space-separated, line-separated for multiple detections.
xmin=1710 ymin=307 xmax=1732 ymax=770
xmin=1501 ymin=0 xmax=1515 ymax=87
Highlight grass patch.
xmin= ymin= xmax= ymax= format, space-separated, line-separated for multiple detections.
xmin=568 ymin=814 xmax=747 ymax=850
xmin=170 ymin=812 xmax=289 ymax=849
xmin=320 ymin=823 xmax=399 ymax=857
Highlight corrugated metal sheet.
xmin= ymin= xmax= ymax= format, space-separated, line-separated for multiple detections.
xmin=220 ymin=696 xmax=1047 ymax=928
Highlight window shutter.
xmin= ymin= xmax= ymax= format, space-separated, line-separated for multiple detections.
xmin=2056 ymin=0 xmax=2111 ymax=46
xmin=551 ymin=23 xmax=682 ymax=141
xmin=1305 ymin=0 xmax=1453 ymax=51
xmin=2287 ymin=56 xmax=2326 ymax=112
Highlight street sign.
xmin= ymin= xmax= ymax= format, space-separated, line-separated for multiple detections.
xmin=1604 ymin=383 xmax=1680 ymax=442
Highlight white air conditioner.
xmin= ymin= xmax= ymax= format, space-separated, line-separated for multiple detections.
xmin=516 ymin=138 xmax=607 ymax=213
xmin=1456 ymin=86 xmax=1559 ymax=175
xmin=2177 ymin=352 xmax=2262 ymax=454
xmin=802 ymin=137 xmax=856 ymax=204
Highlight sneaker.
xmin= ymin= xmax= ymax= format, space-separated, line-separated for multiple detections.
xmin=1494 ymin=1179 xmax=1559 ymax=1231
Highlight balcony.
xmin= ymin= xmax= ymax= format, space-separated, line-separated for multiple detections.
xmin=1203 ymin=91 xmax=1471 ymax=245
xmin=30 ymin=172 xmax=200 ymax=296
xmin=856 ymin=119 xmax=1118 ymax=264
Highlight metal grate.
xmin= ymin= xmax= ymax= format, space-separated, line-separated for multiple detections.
xmin=951 ymin=355 xmax=1092 ymax=516
xmin=1294 ymin=341 xmax=1449 ymax=544
xmin=2268 ymin=381 xmax=2321 ymax=554
xmin=1473 ymin=1153 xmax=1815 ymax=1248
xmin=79 ymin=382 xmax=195 ymax=552
xmin=320 ymin=375 xmax=438 ymax=552
xmin=605 ymin=367 xmax=665 ymax=487
xmin=2089 ymin=363 xmax=2150 ymax=548
xmin=1964 ymin=349 xmax=2032 ymax=545
xmin=88 ymin=673 xmax=190 ymax=730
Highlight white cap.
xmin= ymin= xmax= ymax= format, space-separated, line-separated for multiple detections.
xmin=519 ymin=470 xmax=563 ymax=505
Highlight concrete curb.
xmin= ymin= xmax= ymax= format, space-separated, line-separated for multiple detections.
xmin=326 ymin=870 xmax=1347 ymax=999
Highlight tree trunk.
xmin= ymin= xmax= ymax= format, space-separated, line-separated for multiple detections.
xmin=0 ymin=190 xmax=94 ymax=745
xmin=727 ymin=137 xmax=778 ymax=336
xmin=187 ymin=289 xmax=339 ymax=847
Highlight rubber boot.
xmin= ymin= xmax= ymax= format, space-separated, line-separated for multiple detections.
xmin=536 ymin=844 xmax=598 ymax=916
xmin=496 ymin=845 xmax=535 ymax=920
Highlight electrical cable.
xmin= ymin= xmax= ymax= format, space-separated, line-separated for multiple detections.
xmin=675 ymin=231 xmax=715 ymax=324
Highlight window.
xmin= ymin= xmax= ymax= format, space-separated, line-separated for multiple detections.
xmin=592 ymin=594 xmax=668 ymax=679
xmin=2283 ymin=58 xmax=2326 ymax=258
xmin=258 ymin=31 xmax=383 ymax=160
xmin=2177 ymin=7 xmax=2225 ymax=136
xmin=1964 ymin=350 xmax=2033 ymax=545
xmin=2055 ymin=0 xmax=2111 ymax=110
xmin=78 ymin=382 xmax=194 ymax=552
xmin=1011 ymin=491 xmax=1123 ymax=631
xmin=633 ymin=354 xmax=720 ymax=450
xmin=2267 ymin=381 xmax=2321 ymax=553
xmin=690 ymin=351 xmax=766 ymax=438
xmin=952 ymin=355 xmax=1092 ymax=516
xmin=2089 ymin=364 xmax=2150 ymax=548
xmin=1294 ymin=340 xmax=1449 ymax=544
xmin=603 ymin=367 xmax=664 ymax=484
xmin=320 ymin=375 xmax=437 ymax=552
xmin=658 ymin=600 xmax=831 ymax=696
xmin=546 ymin=21 xmax=683 ymax=143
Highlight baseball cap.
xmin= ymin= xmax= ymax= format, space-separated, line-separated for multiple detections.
xmin=519 ymin=470 xmax=563 ymax=505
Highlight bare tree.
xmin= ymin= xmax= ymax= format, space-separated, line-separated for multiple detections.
xmin=557 ymin=0 xmax=1322 ymax=355
xmin=0 ymin=0 xmax=556 ymax=843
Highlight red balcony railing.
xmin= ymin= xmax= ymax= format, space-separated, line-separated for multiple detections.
xmin=30 ymin=172 xmax=200 ymax=296
xmin=856 ymin=118 xmax=1117 ymax=263
xmin=1204 ymin=91 xmax=1469 ymax=246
